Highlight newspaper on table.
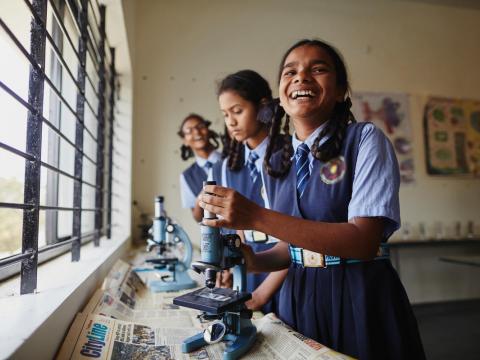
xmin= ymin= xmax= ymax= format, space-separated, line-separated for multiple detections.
xmin=82 ymin=288 xmax=204 ymax=329
xmin=57 ymin=310 xmax=354 ymax=359
xmin=58 ymin=259 xmax=354 ymax=359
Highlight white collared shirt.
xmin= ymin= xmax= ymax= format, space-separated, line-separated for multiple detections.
xmin=179 ymin=150 xmax=222 ymax=208
xmin=244 ymin=136 xmax=269 ymax=172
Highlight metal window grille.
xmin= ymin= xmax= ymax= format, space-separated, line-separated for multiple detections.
xmin=0 ymin=0 xmax=118 ymax=294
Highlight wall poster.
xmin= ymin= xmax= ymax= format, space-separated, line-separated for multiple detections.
xmin=351 ymin=91 xmax=415 ymax=184
xmin=424 ymin=97 xmax=480 ymax=177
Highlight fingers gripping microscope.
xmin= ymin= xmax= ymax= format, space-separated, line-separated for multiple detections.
xmin=173 ymin=181 xmax=256 ymax=360
xmin=141 ymin=196 xmax=196 ymax=292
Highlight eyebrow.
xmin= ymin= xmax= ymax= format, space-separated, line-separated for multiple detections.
xmin=221 ymin=103 xmax=242 ymax=112
xmin=283 ymin=59 xmax=330 ymax=69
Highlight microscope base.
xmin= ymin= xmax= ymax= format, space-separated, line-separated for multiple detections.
xmin=149 ymin=271 xmax=196 ymax=292
xmin=181 ymin=325 xmax=256 ymax=360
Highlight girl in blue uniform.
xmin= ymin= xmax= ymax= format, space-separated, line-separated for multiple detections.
xmin=178 ymin=113 xmax=221 ymax=222
xmin=200 ymin=40 xmax=425 ymax=359
xmin=212 ymin=69 xmax=288 ymax=314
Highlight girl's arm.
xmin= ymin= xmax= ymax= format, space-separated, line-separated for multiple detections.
xmin=191 ymin=193 xmax=203 ymax=222
xmin=246 ymin=269 xmax=289 ymax=311
xmin=200 ymin=185 xmax=384 ymax=260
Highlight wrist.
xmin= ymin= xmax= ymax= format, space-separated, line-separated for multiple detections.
xmin=251 ymin=206 xmax=268 ymax=233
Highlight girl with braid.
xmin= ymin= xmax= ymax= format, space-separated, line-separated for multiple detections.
xmin=178 ymin=113 xmax=221 ymax=222
xmin=200 ymin=40 xmax=425 ymax=359
xmin=211 ymin=69 xmax=288 ymax=314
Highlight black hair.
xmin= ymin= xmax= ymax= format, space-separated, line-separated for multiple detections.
xmin=217 ymin=70 xmax=274 ymax=171
xmin=177 ymin=113 xmax=220 ymax=161
xmin=264 ymin=39 xmax=356 ymax=178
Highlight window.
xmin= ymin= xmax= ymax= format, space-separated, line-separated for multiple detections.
xmin=0 ymin=0 xmax=119 ymax=293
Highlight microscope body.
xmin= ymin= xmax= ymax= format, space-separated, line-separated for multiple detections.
xmin=140 ymin=196 xmax=196 ymax=292
xmin=173 ymin=181 xmax=256 ymax=360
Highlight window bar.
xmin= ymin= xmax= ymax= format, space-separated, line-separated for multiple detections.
xmin=71 ymin=0 xmax=89 ymax=262
xmin=0 ymin=80 xmax=95 ymax=166
xmin=20 ymin=0 xmax=48 ymax=295
xmin=106 ymin=47 xmax=115 ymax=239
xmin=94 ymin=5 xmax=106 ymax=246
xmin=0 ymin=17 xmax=98 ymax=143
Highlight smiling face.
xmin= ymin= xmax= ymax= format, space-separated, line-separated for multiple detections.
xmin=219 ymin=90 xmax=266 ymax=148
xmin=181 ymin=116 xmax=210 ymax=152
xmin=279 ymin=44 xmax=345 ymax=127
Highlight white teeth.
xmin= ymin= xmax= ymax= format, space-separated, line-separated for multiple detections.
xmin=291 ymin=90 xmax=315 ymax=99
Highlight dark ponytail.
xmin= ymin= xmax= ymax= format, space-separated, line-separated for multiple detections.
xmin=264 ymin=39 xmax=356 ymax=178
xmin=177 ymin=113 xmax=220 ymax=161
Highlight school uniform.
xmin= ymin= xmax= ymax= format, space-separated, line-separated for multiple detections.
xmin=211 ymin=137 xmax=280 ymax=315
xmin=180 ymin=151 xmax=222 ymax=209
xmin=262 ymin=122 xmax=425 ymax=360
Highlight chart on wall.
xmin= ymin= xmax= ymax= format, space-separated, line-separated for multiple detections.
xmin=351 ymin=91 xmax=415 ymax=184
xmin=424 ymin=97 xmax=480 ymax=177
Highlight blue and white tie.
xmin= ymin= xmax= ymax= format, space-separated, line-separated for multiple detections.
xmin=247 ymin=151 xmax=259 ymax=184
xmin=204 ymin=161 xmax=213 ymax=170
xmin=295 ymin=143 xmax=310 ymax=199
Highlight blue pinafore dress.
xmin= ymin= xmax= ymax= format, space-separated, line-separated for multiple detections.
xmin=263 ymin=123 xmax=425 ymax=360
xmin=212 ymin=146 xmax=280 ymax=315
xmin=183 ymin=162 xmax=207 ymax=198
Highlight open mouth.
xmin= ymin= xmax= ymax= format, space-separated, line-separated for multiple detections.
xmin=290 ymin=89 xmax=316 ymax=100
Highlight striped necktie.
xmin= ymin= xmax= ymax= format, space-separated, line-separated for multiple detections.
xmin=247 ymin=151 xmax=259 ymax=184
xmin=204 ymin=161 xmax=213 ymax=170
xmin=295 ymin=143 xmax=310 ymax=199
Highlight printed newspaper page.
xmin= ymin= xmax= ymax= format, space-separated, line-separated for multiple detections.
xmin=58 ymin=312 xmax=354 ymax=359
xmin=60 ymin=259 xmax=354 ymax=359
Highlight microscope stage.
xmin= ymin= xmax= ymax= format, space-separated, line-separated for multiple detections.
xmin=173 ymin=287 xmax=251 ymax=314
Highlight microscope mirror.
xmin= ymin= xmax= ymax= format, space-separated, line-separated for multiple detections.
xmin=203 ymin=320 xmax=226 ymax=344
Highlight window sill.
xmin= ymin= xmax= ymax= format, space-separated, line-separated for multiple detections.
xmin=0 ymin=236 xmax=131 ymax=359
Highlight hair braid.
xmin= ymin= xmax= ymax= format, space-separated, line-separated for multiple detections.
xmin=264 ymin=106 xmax=293 ymax=178
xmin=311 ymin=97 xmax=356 ymax=162
xmin=226 ymin=137 xmax=243 ymax=171
xmin=180 ymin=144 xmax=194 ymax=161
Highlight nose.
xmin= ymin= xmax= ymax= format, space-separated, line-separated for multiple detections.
xmin=294 ymin=68 xmax=311 ymax=84
xmin=225 ymin=114 xmax=237 ymax=127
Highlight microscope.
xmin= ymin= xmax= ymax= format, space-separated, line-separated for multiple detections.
xmin=173 ymin=181 xmax=256 ymax=360
xmin=139 ymin=195 xmax=196 ymax=292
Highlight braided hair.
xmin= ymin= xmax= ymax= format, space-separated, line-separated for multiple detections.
xmin=177 ymin=113 xmax=220 ymax=161
xmin=264 ymin=39 xmax=356 ymax=178
xmin=217 ymin=70 xmax=273 ymax=171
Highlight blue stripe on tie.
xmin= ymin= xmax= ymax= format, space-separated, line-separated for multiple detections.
xmin=247 ymin=151 xmax=259 ymax=184
xmin=295 ymin=143 xmax=310 ymax=199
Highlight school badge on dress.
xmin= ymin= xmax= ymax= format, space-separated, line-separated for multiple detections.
xmin=320 ymin=156 xmax=346 ymax=184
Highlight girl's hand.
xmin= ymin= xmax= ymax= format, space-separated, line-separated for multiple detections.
xmin=199 ymin=185 xmax=262 ymax=230
xmin=239 ymin=242 xmax=258 ymax=273
xmin=216 ymin=270 xmax=233 ymax=288
xmin=245 ymin=290 xmax=266 ymax=311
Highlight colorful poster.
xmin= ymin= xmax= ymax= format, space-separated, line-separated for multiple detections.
xmin=424 ymin=97 xmax=480 ymax=177
xmin=351 ymin=91 xmax=414 ymax=183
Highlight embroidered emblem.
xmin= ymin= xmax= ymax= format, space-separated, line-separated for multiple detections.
xmin=320 ymin=156 xmax=346 ymax=184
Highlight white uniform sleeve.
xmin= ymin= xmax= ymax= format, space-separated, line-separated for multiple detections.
xmin=348 ymin=123 xmax=401 ymax=239
xmin=179 ymin=173 xmax=196 ymax=209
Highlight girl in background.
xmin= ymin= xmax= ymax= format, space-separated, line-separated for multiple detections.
xmin=178 ymin=114 xmax=221 ymax=222
xmin=212 ymin=69 xmax=288 ymax=314
xmin=200 ymin=40 xmax=425 ymax=359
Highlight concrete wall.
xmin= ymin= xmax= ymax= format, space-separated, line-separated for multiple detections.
xmin=128 ymin=0 xmax=480 ymax=303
